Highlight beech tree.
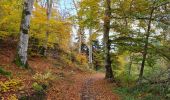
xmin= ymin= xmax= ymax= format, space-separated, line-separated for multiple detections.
xmin=77 ymin=0 xmax=101 ymax=67
xmin=16 ymin=0 xmax=34 ymax=67
xmin=72 ymin=0 xmax=84 ymax=54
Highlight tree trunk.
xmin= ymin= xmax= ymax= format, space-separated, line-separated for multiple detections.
xmin=139 ymin=9 xmax=154 ymax=82
xmin=78 ymin=27 xmax=82 ymax=53
xmin=103 ymin=0 xmax=113 ymax=79
xmin=89 ymin=27 xmax=93 ymax=66
xmin=72 ymin=0 xmax=84 ymax=54
xmin=16 ymin=0 xmax=34 ymax=67
xmin=43 ymin=0 xmax=53 ymax=56
xmin=128 ymin=53 xmax=133 ymax=75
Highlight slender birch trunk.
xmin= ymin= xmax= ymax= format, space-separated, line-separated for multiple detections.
xmin=16 ymin=0 xmax=34 ymax=67
xmin=89 ymin=27 xmax=93 ymax=66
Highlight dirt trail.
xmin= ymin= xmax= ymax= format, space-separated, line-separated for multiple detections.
xmin=81 ymin=78 xmax=96 ymax=100
xmin=47 ymin=72 xmax=119 ymax=100
xmin=81 ymin=73 xmax=104 ymax=100
xmin=81 ymin=73 xmax=118 ymax=100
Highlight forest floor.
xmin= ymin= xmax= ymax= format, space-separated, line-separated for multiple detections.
xmin=47 ymin=72 xmax=119 ymax=100
xmin=0 ymin=39 xmax=119 ymax=100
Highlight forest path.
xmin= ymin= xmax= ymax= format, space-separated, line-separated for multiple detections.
xmin=80 ymin=73 xmax=118 ymax=100
xmin=81 ymin=73 xmax=105 ymax=100
xmin=47 ymin=71 xmax=119 ymax=100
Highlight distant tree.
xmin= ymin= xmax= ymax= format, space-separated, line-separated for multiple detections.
xmin=93 ymin=40 xmax=103 ymax=71
xmin=43 ymin=0 xmax=53 ymax=56
xmin=77 ymin=0 xmax=101 ymax=67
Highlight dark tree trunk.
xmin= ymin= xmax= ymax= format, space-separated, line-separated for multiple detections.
xmin=139 ymin=9 xmax=154 ymax=82
xmin=16 ymin=0 xmax=34 ymax=67
xmin=103 ymin=0 xmax=113 ymax=79
xmin=128 ymin=53 xmax=133 ymax=75
xmin=78 ymin=27 xmax=83 ymax=54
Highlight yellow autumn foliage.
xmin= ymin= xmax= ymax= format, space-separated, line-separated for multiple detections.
xmin=0 ymin=79 xmax=23 ymax=93
xmin=75 ymin=54 xmax=88 ymax=66
xmin=0 ymin=1 xmax=71 ymax=52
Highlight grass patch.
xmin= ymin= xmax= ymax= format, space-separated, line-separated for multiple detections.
xmin=0 ymin=67 xmax=11 ymax=77
xmin=14 ymin=55 xmax=29 ymax=68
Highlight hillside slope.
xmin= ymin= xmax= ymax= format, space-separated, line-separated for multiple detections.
xmin=0 ymin=40 xmax=119 ymax=100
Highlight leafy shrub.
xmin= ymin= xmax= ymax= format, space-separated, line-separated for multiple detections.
xmin=113 ymin=83 xmax=169 ymax=100
xmin=142 ymin=94 xmax=162 ymax=100
xmin=75 ymin=54 xmax=88 ymax=66
xmin=114 ymin=69 xmax=137 ymax=87
xmin=113 ymin=87 xmax=136 ymax=100
xmin=0 ymin=79 xmax=23 ymax=93
xmin=167 ymin=93 xmax=170 ymax=98
xmin=165 ymin=86 xmax=170 ymax=98
xmin=32 ymin=82 xmax=43 ymax=92
xmin=33 ymin=71 xmax=56 ymax=86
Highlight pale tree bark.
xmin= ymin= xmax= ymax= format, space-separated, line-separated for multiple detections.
xmin=16 ymin=0 xmax=34 ymax=67
xmin=89 ymin=27 xmax=93 ymax=66
xmin=72 ymin=0 xmax=84 ymax=54
xmin=43 ymin=0 xmax=53 ymax=56
xmin=103 ymin=0 xmax=113 ymax=79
